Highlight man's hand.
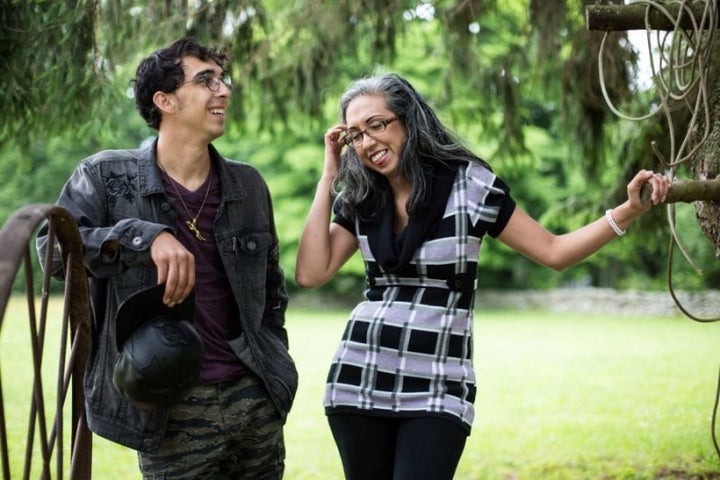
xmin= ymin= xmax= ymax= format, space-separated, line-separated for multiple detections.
xmin=150 ymin=231 xmax=195 ymax=306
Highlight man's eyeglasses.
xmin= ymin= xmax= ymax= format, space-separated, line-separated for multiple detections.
xmin=181 ymin=72 xmax=232 ymax=92
xmin=343 ymin=117 xmax=399 ymax=147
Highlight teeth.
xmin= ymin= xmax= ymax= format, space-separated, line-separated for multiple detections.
xmin=371 ymin=150 xmax=386 ymax=162
xmin=210 ymin=109 xmax=225 ymax=115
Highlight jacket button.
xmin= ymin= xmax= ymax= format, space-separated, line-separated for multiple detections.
xmin=246 ymin=240 xmax=257 ymax=250
xmin=132 ymin=236 xmax=143 ymax=246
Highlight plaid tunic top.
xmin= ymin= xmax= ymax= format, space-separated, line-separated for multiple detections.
xmin=326 ymin=161 xmax=516 ymax=431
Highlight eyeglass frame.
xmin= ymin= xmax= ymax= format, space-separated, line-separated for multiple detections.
xmin=180 ymin=71 xmax=232 ymax=93
xmin=343 ymin=116 xmax=399 ymax=147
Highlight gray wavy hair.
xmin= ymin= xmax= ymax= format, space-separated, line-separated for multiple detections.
xmin=333 ymin=73 xmax=490 ymax=221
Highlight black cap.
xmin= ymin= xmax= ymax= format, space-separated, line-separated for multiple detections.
xmin=114 ymin=283 xmax=195 ymax=350
xmin=112 ymin=284 xmax=204 ymax=409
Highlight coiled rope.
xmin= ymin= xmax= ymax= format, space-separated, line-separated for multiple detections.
xmin=597 ymin=0 xmax=720 ymax=459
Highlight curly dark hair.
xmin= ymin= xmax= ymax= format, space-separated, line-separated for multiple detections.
xmin=133 ymin=37 xmax=230 ymax=130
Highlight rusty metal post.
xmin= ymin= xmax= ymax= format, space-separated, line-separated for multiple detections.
xmin=0 ymin=204 xmax=93 ymax=480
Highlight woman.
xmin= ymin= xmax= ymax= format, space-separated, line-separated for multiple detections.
xmin=295 ymin=73 xmax=670 ymax=480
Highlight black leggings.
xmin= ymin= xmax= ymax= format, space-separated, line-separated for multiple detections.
xmin=327 ymin=413 xmax=468 ymax=480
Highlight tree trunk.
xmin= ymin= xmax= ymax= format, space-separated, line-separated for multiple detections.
xmin=692 ymin=41 xmax=720 ymax=256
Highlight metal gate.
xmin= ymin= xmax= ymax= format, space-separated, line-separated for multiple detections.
xmin=0 ymin=204 xmax=92 ymax=479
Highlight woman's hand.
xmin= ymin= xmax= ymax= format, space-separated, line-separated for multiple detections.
xmin=323 ymin=124 xmax=347 ymax=179
xmin=627 ymin=169 xmax=672 ymax=213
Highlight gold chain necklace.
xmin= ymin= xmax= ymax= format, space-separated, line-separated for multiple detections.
xmin=161 ymin=167 xmax=211 ymax=241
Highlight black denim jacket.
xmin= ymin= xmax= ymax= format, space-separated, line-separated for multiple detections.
xmin=36 ymin=139 xmax=297 ymax=452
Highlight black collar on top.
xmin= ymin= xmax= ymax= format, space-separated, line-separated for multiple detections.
xmin=365 ymin=161 xmax=459 ymax=273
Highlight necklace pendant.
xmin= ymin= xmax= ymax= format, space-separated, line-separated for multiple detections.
xmin=186 ymin=218 xmax=206 ymax=241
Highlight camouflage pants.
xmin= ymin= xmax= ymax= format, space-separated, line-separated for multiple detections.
xmin=138 ymin=374 xmax=285 ymax=479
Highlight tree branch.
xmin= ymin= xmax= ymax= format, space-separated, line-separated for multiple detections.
xmin=586 ymin=3 xmax=716 ymax=32
xmin=641 ymin=178 xmax=720 ymax=204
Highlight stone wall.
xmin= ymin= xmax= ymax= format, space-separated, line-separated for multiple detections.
xmin=475 ymin=287 xmax=720 ymax=318
xmin=292 ymin=287 xmax=720 ymax=318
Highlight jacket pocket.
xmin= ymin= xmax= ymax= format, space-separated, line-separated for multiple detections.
xmin=232 ymin=231 xmax=273 ymax=291
xmin=227 ymin=328 xmax=298 ymax=418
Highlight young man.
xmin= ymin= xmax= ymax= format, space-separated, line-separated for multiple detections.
xmin=37 ymin=37 xmax=297 ymax=479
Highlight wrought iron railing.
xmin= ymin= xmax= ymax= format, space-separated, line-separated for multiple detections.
xmin=0 ymin=205 xmax=92 ymax=480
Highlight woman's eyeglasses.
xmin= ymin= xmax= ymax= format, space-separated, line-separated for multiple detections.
xmin=343 ymin=117 xmax=398 ymax=147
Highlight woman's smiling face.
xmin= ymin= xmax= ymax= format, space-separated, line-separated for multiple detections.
xmin=345 ymin=94 xmax=407 ymax=178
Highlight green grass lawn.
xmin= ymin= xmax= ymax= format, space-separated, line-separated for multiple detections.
xmin=2 ymin=294 xmax=720 ymax=479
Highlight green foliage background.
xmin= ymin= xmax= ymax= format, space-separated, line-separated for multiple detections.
xmin=1 ymin=0 xmax=718 ymax=295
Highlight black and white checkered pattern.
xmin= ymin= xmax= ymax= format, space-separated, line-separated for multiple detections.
xmin=325 ymin=162 xmax=515 ymax=431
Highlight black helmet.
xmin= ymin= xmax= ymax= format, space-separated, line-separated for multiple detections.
xmin=112 ymin=284 xmax=204 ymax=410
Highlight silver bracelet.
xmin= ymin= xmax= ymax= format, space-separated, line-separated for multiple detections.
xmin=605 ymin=209 xmax=626 ymax=236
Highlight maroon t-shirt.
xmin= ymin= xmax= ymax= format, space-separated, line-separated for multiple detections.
xmin=160 ymin=163 xmax=248 ymax=384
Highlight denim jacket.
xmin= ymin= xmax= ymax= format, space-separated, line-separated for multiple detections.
xmin=36 ymin=139 xmax=297 ymax=452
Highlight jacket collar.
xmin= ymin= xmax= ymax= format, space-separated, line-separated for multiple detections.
xmin=136 ymin=138 xmax=247 ymax=201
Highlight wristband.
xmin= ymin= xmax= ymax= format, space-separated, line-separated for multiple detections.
xmin=605 ymin=209 xmax=626 ymax=236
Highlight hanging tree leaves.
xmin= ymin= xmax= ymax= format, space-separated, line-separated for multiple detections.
xmin=0 ymin=0 xmax=644 ymax=171
xmin=1 ymin=0 xmax=103 ymax=149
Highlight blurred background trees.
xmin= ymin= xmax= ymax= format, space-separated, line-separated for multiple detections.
xmin=1 ymin=0 xmax=716 ymax=296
